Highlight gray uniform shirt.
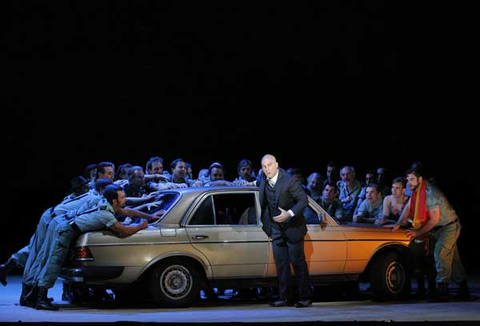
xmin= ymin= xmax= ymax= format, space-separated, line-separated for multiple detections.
xmin=74 ymin=199 xmax=118 ymax=232
xmin=357 ymin=197 xmax=383 ymax=219
xmin=53 ymin=192 xmax=93 ymax=216
xmin=426 ymin=183 xmax=458 ymax=226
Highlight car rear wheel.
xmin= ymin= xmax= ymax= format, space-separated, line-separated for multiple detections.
xmin=370 ymin=252 xmax=410 ymax=300
xmin=149 ymin=259 xmax=200 ymax=308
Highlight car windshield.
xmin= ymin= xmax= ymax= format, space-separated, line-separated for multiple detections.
xmin=145 ymin=192 xmax=180 ymax=222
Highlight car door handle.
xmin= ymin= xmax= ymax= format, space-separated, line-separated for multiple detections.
xmin=192 ymin=235 xmax=209 ymax=240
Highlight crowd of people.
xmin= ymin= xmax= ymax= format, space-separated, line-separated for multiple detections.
xmin=0 ymin=155 xmax=472 ymax=310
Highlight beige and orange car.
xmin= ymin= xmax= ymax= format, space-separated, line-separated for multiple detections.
xmin=61 ymin=186 xmax=413 ymax=307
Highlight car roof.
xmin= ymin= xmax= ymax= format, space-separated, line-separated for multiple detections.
xmin=156 ymin=186 xmax=260 ymax=225
xmin=172 ymin=185 xmax=259 ymax=194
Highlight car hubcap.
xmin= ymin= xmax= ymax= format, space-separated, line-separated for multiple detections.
xmin=160 ymin=265 xmax=192 ymax=299
xmin=385 ymin=261 xmax=405 ymax=294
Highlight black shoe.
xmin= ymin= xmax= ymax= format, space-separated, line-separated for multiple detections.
xmin=427 ymin=292 xmax=452 ymax=303
xmin=0 ymin=260 xmax=16 ymax=287
xmin=453 ymin=290 xmax=472 ymax=301
xmin=427 ymin=282 xmax=451 ymax=302
xmin=454 ymin=281 xmax=472 ymax=301
xmin=0 ymin=264 xmax=7 ymax=287
xmin=35 ymin=287 xmax=59 ymax=311
xmin=294 ymin=299 xmax=312 ymax=308
xmin=269 ymin=299 xmax=292 ymax=307
xmin=19 ymin=284 xmax=37 ymax=308
xmin=412 ymin=289 xmax=426 ymax=300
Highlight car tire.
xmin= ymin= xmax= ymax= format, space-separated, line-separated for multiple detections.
xmin=370 ymin=252 xmax=410 ymax=300
xmin=149 ymin=259 xmax=200 ymax=308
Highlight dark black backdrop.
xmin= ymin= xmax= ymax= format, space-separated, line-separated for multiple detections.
xmin=3 ymin=2 xmax=478 ymax=271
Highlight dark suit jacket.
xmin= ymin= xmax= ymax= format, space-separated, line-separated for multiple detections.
xmin=259 ymin=168 xmax=308 ymax=243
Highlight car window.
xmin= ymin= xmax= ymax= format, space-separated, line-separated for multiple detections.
xmin=188 ymin=193 xmax=257 ymax=226
xmin=189 ymin=196 xmax=214 ymax=225
xmin=147 ymin=193 xmax=179 ymax=215
xmin=212 ymin=193 xmax=257 ymax=225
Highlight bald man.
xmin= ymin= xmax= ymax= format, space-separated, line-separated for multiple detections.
xmin=258 ymin=154 xmax=312 ymax=308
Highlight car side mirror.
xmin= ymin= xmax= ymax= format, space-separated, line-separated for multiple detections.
xmin=318 ymin=213 xmax=327 ymax=230
xmin=318 ymin=212 xmax=324 ymax=223
xmin=320 ymin=221 xmax=327 ymax=230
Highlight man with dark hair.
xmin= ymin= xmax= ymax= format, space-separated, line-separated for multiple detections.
xmin=169 ymin=158 xmax=192 ymax=186
xmin=145 ymin=156 xmax=170 ymax=184
xmin=317 ymin=181 xmax=344 ymax=222
xmin=169 ymin=158 xmax=203 ymax=187
xmin=235 ymin=158 xmax=256 ymax=183
xmin=83 ymin=164 xmax=98 ymax=182
xmin=88 ymin=161 xmax=115 ymax=189
xmin=29 ymin=184 xmax=149 ymax=310
xmin=259 ymin=154 xmax=312 ymax=308
xmin=204 ymin=162 xmax=233 ymax=187
xmin=353 ymin=184 xmax=383 ymax=224
xmin=394 ymin=164 xmax=470 ymax=301
xmin=326 ymin=161 xmax=340 ymax=183
xmin=306 ymin=172 xmax=326 ymax=202
xmin=377 ymin=177 xmax=409 ymax=226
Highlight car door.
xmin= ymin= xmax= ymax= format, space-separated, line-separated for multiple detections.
xmin=185 ymin=191 xmax=270 ymax=279
xmin=264 ymin=199 xmax=347 ymax=277
xmin=306 ymin=205 xmax=347 ymax=275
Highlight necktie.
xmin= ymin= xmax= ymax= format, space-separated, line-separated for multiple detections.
xmin=269 ymin=179 xmax=275 ymax=187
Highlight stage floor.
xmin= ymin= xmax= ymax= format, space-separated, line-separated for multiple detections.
xmin=0 ymin=274 xmax=479 ymax=324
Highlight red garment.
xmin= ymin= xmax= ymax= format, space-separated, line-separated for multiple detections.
xmin=409 ymin=181 xmax=430 ymax=249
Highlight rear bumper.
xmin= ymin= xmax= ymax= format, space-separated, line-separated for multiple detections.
xmin=60 ymin=266 xmax=124 ymax=283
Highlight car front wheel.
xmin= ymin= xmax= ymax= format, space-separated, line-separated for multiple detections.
xmin=149 ymin=260 xmax=200 ymax=308
xmin=370 ymin=252 xmax=410 ymax=300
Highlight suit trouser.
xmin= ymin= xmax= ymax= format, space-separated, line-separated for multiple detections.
xmin=272 ymin=237 xmax=311 ymax=300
